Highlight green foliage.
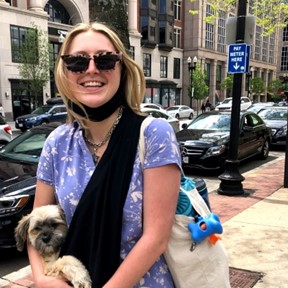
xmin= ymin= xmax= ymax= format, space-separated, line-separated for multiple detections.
xmin=268 ymin=79 xmax=287 ymax=101
xmin=220 ymin=75 xmax=233 ymax=97
xmin=17 ymin=23 xmax=52 ymax=103
xmin=250 ymin=77 xmax=265 ymax=99
xmin=189 ymin=0 xmax=288 ymax=35
xmin=190 ymin=64 xmax=209 ymax=101
xmin=89 ymin=0 xmax=130 ymax=50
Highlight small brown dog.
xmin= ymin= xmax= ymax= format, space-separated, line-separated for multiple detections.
xmin=15 ymin=205 xmax=91 ymax=288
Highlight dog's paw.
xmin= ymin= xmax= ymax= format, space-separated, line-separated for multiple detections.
xmin=48 ymin=255 xmax=92 ymax=288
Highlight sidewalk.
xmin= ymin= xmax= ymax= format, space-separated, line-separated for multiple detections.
xmin=0 ymin=153 xmax=287 ymax=287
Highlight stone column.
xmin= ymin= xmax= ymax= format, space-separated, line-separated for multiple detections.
xmin=27 ymin=0 xmax=44 ymax=13
xmin=128 ymin=0 xmax=140 ymax=35
xmin=210 ymin=59 xmax=217 ymax=105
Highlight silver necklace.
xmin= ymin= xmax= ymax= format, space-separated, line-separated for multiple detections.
xmin=84 ymin=106 xmax=123 ymax=163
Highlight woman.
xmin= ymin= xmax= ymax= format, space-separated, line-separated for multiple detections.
xmin=28 ymin=22 xmax=181 ymax=288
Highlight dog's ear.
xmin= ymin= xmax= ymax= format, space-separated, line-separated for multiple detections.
xmin=14 ymin=214 xmax=31 ymax=251
xmin=58 ymin=206 xmax=67 ymax=223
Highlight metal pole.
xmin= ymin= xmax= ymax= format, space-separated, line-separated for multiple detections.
xmin=284 ymin=104 xmax=288 ymax=187
xmin=218 ymin=0 xmax=246 ymax=196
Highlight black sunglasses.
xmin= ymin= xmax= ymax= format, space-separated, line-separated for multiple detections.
xmin=61 ymin=52 xmax=122 ymax=73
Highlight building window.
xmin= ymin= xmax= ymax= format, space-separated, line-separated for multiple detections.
xmin=269 ymin=33 xmax=275 ymax=64
xmin=173 ymin=58 xmax=181 ymax=79
xmin=129 ymin=46 xmax=135 ymax=60
xmin=217 ymin=10 xmax=226 ymax=53
xmin=216 ymin=64 xmax=222 ymax=90
xmin=159 ymin=21 xmax=166 ymax=44
xmin=141 ymin=16 xmax=149 ymax=41
xmin=174 ymin=28 xmax=181 ymax=48
xmin=174 ymin=0 xmax=181 ymax=20
xmin=44 ymin=0 xmax=71 ymax=24
xmin=205 ymin=5 xmax=214 ymax=50
xmin=143 ymin=53 xmax=151 ymax=77
xmin=283 ymin=26 xmax=288 ymax=42
xmin=160 ymin=56 xmax=168 ymax=78
xmin=10 ymin=25 xmax=36 ymax=63
xmin=255 ymin=25 xmax=261 ymax=60
xmin=262 ymin=35 xmax=268 ymax=62
xmin=159 ymin=0 xmax=166 ymax=13
xmin=281 ymin=47 xmax=288 ymax=71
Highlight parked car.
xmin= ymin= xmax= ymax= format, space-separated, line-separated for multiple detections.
xmin=176 ymin=110 xmax=271 ymax=171
xmin=140 ymin=103 xmax=166 ymax=112
xmin=215 ymin=96 xmax=252 ymax=111
xmin=257 ymin=106 xmax=287 ymax=146
xmin=0 ymin=115 xmax=12 ymax=148
xmin=141 ymin=107 xmax=180 ymax=133
xmin=247 ymin=102 xmax=276 ymax=114
xmin=15 ymin=104 xmax=67 ymax=131
xmin=0 ymin=122 xmax=62 ymax=248
xmin=166 ymin=105 xmax=194 ymax=119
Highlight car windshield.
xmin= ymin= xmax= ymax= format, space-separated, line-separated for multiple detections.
xmin=31 ymin=105 xmax=52 ymax=115
xmin=187 ymin=114 xmax=231 ymax=131
xmin=0 ymin=130 xmax=48 ymax=163
xmin=258 ymin=109 xmax=287 ymax=120
xmin=166 ymin=107 xmax=179 ymax=111
xmin=222 ymin=99 xmax=232 ymax=104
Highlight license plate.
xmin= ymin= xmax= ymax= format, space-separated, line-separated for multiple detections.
xmin=18 ymin=123 xmax=23 ymax=127
xmin=183 ymin=156 xmax=189 ymax=163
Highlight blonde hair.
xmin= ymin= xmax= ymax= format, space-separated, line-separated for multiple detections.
xmin=54 ymin=22 xmax=146 ymax=124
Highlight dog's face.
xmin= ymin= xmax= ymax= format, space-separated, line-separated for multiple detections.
xmin=15 ymin=205 xmax=68 ymax=257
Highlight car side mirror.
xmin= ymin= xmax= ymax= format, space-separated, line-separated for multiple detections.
xmin=182 ymin=123 xmax=188 ymax=129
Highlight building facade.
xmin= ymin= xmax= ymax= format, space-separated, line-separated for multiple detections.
xmin=0 ymin=0 xmax=284 ymax=121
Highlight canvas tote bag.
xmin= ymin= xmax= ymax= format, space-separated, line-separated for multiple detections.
xmin=139 ymin=117 xmax=231 ymax=288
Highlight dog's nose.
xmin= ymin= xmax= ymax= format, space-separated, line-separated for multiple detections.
xmin=42 ymin=233 xmax=52 ymax=243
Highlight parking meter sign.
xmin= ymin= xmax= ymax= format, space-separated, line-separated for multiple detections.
xmin=228 ymin=43 xmax=248 ymax=74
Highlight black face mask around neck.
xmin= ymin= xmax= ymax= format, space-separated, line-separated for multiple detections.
xmin=68 ymin=89 xmax=124 ymax=122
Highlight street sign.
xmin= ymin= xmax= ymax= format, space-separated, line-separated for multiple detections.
xmin=228 ymin=43 xmax=249 ymax=74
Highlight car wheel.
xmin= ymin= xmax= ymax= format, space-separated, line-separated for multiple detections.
xmin=175 ymin=114 xmax=180 ymax=119
xmin=189 ymin=113 xmax=193 ymax=119
xmin=20 ymin=128 xmax=27 ymax=132
xmin=258 ymin=139 xmax=270 ymax=160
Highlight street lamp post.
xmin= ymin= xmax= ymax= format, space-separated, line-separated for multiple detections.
xmin=187 ymin=56 xmax=198 ymax=108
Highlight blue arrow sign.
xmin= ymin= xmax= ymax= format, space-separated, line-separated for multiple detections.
xmin=228 ymin=43 xmax=248 ymax=74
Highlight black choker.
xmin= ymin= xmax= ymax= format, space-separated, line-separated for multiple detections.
xmin=68 ymin=89 xmax=124 ymax=122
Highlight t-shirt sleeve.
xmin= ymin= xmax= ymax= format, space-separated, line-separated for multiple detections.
xmin=142 ymin=117 xmax=182 ymax=170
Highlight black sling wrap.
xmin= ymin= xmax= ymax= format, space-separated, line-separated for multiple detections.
xmin=60 ymin=107 xmax=146 ymax=287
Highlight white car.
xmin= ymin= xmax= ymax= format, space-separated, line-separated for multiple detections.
xmin=166 ymin=105 xmax=194 ymax=119
xmin=141 ymin=107 xmax=180 ymax=133
xmin=215 ymin=97 xmax=252 ymax=111
xmin=140 ymin=103 xmax=166 ymax=112
xmin=0 ymin=115 xmax=13 ymax=148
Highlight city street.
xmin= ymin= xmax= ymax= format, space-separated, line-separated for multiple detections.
xmin=0 ymin=148 xmax=285 ymax=278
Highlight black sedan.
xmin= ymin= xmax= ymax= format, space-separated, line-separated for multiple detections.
xmin=257 ymin=106 xmax=287 ymax=146
xmin=176 ymin=111 xmax=271 ymax=171
xmin=0 ymin=122 xmax=60 ymax=248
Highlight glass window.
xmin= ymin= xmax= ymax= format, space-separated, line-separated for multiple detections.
xmin=10 ymin=25 xmax=36 ymax=63
xmin=141 ymin=16 xmax=149 ymax=41
xmin=143 ymin=53 xmax=151 ymax=77
xmin=174 ymin=28 xmax=181 ymax=48
xmin=159 ymin=0 xmax=166 ymax=13
xmin=205 ymin=5 xmax=214 ymax=50
xmin=174 ymin=0 xmax=181 ymax=20
xmin=159 ymin=21 xmax=166 ymax=44
xmin=160 ymin=56 xmax=168 ymax=78
xmin=173 ymin=58 xmax=180 ymax=79
xmin=217 ymin=10 xmax=226 ymax=53
xmin=44 ymin=0 xmax=70 ymax=24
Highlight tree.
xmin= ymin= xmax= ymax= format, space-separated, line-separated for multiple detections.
xmin=220 ymin=75 xmax=233 ymax=98
xmin=267 ymin=79 xmax=284 ymax=102
xmin=189 ymin=0 xmax=288 ymax=35
xmin=190 ymin=64 xmax=209 ymax=115
xmin=89 ymin=0 xmax=130 ymax=50
xmin=17 ymin=23 xmax=52 ymax=109
xmin=250 ymin=77 xmax=265 ymax=100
